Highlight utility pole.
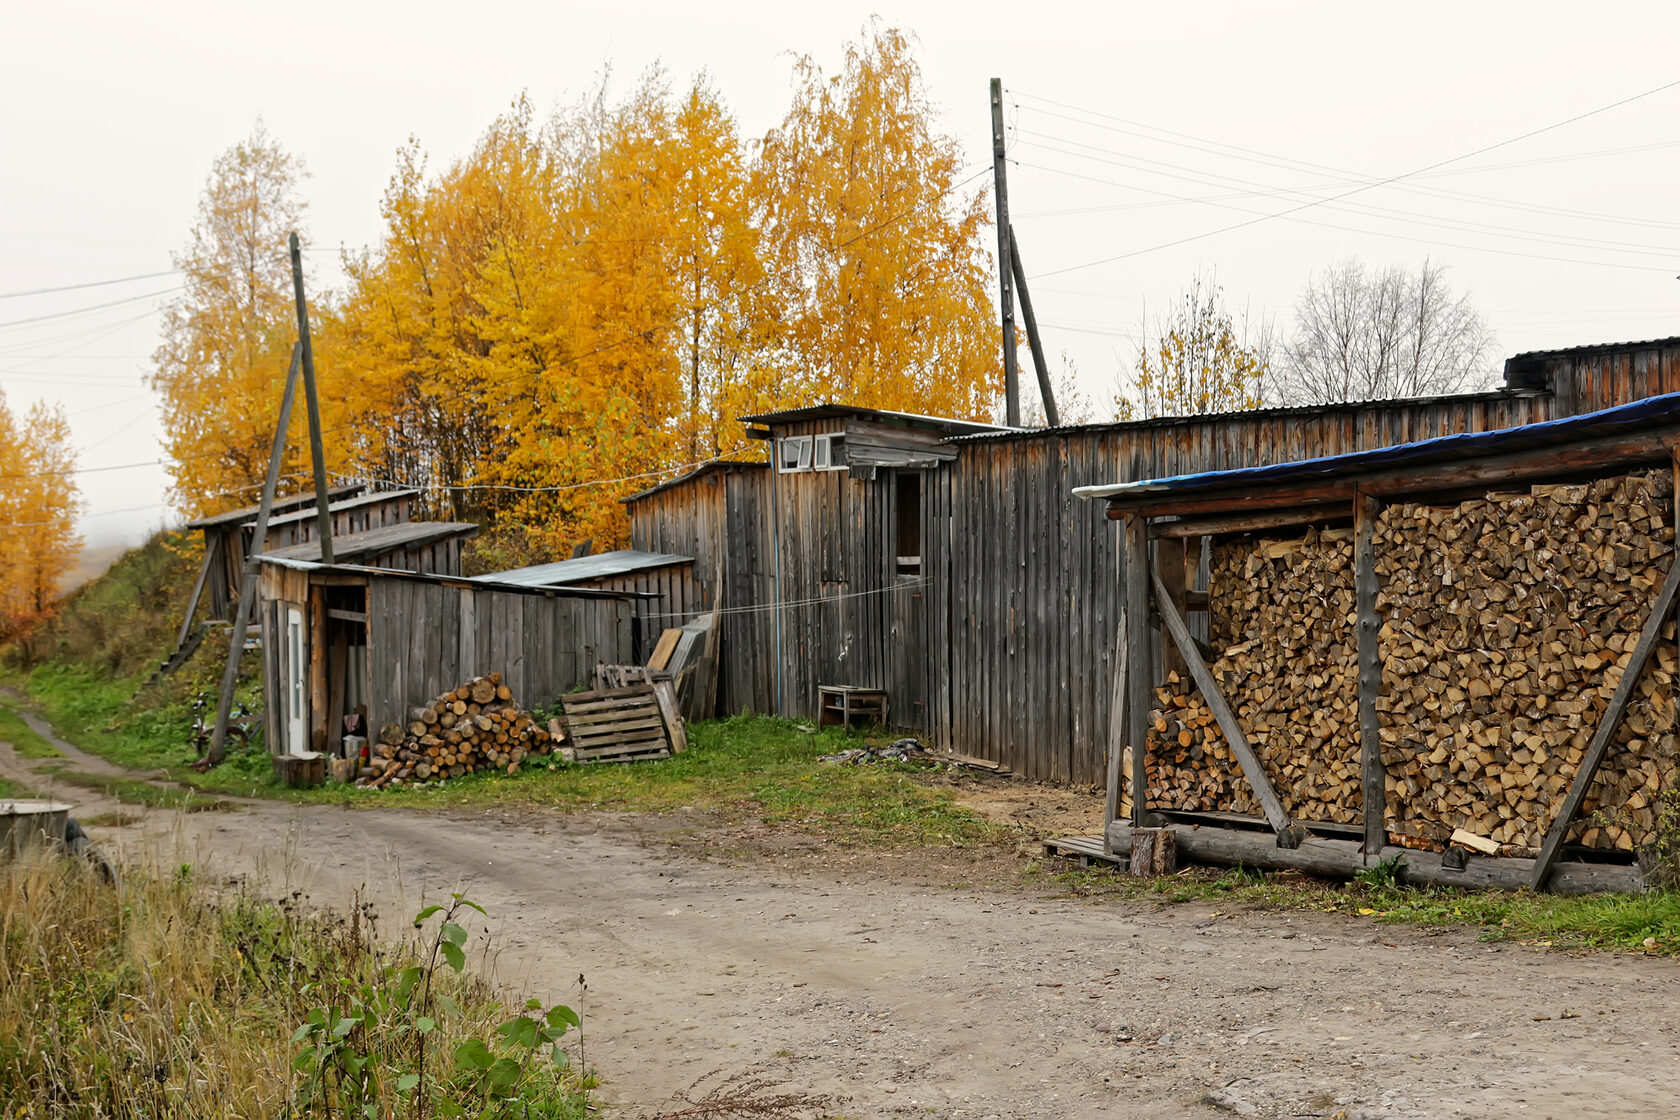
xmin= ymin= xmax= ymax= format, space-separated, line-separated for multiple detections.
xmin=206 ymin=343 xmax=300 ymax=766
xmin=990 ymin=77 xmax=1019 ymax=427
xmin=288 ymin=232 xmax=334 ymax=564
xmin=1009 ymin=226 xmax=1059 ymax=426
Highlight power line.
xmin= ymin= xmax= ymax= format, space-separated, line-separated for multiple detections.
xmin=1026 ymin=76 xmax=1680 ymax=279
xmin=0 ymin=286 xmax=182 ymax=331
xmin=0 ymin=269 xmax=178 ymax=300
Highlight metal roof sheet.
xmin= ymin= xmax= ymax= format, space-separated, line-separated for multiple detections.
xmin=257 ymin=555 xmax=628 ymax=598
xmin=186 ymin=485 xmax=363 ymax=529
xmin=1504 ymin=336 xmax=1680 ymax=364
xmin=475 ymin=549 xmax=692 ymax=587
xmin=260 ymin=521 xmax=479 ymax=563
xmin=946 ymin=389 xmax=1546 ymax=444
xmin=738 ymin=403 xmax=1015 ymax=436
xmin=1074 ymin=390 xmax=1680 ymax=505
xmin=259 ymin=489 xmax=421 ymax=527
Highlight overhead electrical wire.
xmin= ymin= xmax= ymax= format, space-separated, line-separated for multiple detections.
xmin=0 ymin=286 xmax=182 ymax=331
xmin=1015 ymin=76 xmax=1680 ymax=279
xmin=0 ymin=269 xmax=178 ymax=300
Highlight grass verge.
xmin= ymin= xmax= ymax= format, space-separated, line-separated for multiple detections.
xmin=0 ymin=703 xmax=60 ymax=759
xmin=0 ymin=853 xmax=591 ymax=1118
xmin=35 ymin=766 xmax=235 ymax=812
xmin=1041 ymin=861 xmax=1680 ymax=956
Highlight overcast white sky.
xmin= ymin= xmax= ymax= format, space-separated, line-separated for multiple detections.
xmin=4 ymin=1 xmax=1677 ymax=550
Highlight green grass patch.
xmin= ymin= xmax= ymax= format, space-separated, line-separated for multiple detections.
xmin=0 ymin=703 xmax=59 ymax=758
xmin=267 ymin=716 xmax=1005 ymax=848
xmin=41 ymin=768 xmax=235 ymax=813
xmin=1041 ymin=861 xmax=1680 ymax=956
xmin=0 ymin=776 xmax=36 ymax=799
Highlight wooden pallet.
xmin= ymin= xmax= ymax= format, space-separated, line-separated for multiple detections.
xmin=1044 ymin=835 xmax=1120 ymax=868
xmin=561 ymin=683 xmax=680 ymax=764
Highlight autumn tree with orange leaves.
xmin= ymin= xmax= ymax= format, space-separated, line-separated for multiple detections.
xmin=0 ymin=390 xmax=82 ymax=636
xmin=154 ymin=26 xmax=1002 ymax=558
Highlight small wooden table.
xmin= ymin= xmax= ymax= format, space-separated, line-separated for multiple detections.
xmin=817 ymin=686 xmax=888 ymax=732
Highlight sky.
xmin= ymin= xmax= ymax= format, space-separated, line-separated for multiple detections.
xmin=3 ymin=1 xmax=1678 ymax=551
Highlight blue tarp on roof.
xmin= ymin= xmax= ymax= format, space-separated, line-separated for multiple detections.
xmin=1074 ymin=390 xmax=1680 ymax=503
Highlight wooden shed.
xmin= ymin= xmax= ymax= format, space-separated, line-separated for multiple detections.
xmin=477 ymin=550 xmax=697 ymax=661
xmin=186 ymin=485 xmax=363 ymax=620
xmin=1077 ymin=390 xmax=1680 ymax=893
xmin=257 ymin=556 xmax=631 ymax=759
xmin=255 ymin=489 xmax=420 ymax=552
xmin=624 ymin=338 xmax=1680 ymax=786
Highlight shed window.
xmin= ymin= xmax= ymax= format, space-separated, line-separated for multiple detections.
xmin=895 ymin=473 xmax=921 ymax=576
xmin=813 ymin=433 xmax=847 ymax=471
xmin=778 ymin=436 xmax=813 ymax=473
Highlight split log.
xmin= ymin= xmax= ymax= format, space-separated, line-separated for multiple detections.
xmin=357 ymin=672 xmax=554 ymax=788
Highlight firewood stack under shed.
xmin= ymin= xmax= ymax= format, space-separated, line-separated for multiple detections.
xmin=1140 ymin=469 xmax=1679 ymax=856
xmin=361 ymin=673 xmax=553 ymax=787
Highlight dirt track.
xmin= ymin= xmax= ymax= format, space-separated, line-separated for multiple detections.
xmin=6 ymin=718 xmax=1680 ymax=1119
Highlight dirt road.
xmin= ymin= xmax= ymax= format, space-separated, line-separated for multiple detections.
xmin=6 ymin=720 xmax=1680 ymax=1119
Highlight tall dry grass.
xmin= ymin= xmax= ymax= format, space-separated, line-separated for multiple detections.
xmin=0 ymin=850 xmax=588 ymax=1117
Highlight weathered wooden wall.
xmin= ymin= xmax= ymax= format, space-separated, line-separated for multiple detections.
xmin=261 ymin=492 xmax=414 ymax=549
xmin=365 ymin=579 xmax=630 ymax=735
xmin=1509 ymin=341 xmax=1680 ymax=417
xmin=944 ymin=391 xmax=1555 ymax=785
xmin=563 ymin=561 xmax=702 ymax=663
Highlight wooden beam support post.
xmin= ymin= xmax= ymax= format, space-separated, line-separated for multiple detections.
xmin=1123 ymin=517 xmax=1151 ymax=827
xmin=1149 ymin=563 xmax=1293 ymax=834
xmin=207 ymin=343 xmax=301 ymax=766
xmin=174 ymin=538 xmax=217 ymax=652
xmin=1354 ymin=493 xmax=1385 ymax=856
xmin=1155 ymin=537 xmax=1187 ymax=679
xmin=1531 ymin=553 xmax=1680 ymax=890
xmin=1104 ymin=608 xmax=1128 ymax=839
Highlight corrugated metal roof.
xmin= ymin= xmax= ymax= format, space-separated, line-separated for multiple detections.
xmin=1504 ymin=336 xmax=1680 ymax=363
xmin=261 ymin=521 xmax=479 ymax=563
xmin=946 ymin=388 xmax=1547 ymax=445
xmin=257 ymin=554 xmax=628 ymax=598
xmin=475 ymin=549 xmax=692 ymax=587
xmin=260 ymin=488 xmax=420 ymax=527
xmin=738 ymin=403 xmax=1015 ymax=436
xmin=186 ymin=485 xmax=363 ymax=529
xmin=1074 ymin=390 xmax=1680 ymax=504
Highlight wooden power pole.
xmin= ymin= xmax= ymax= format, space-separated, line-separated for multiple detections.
xmin=288 ymin=232 xmax=334 ymax=564
xmin=990 ymin=77 xmax=1020 ymax=427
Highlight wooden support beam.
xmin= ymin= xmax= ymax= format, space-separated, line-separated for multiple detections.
xmin=176 ymin=539 xmax=217 ymax=652
xmin=1156 ymin=537 xmax=1187 ymax=679
xmin=1107 ymin=821 xmax=1642 ymax=896
xmin=1104 ymin=430 xmax=1675 ymax=520
xmin=1354 ymin=493 xmax=1385 ymax=856
xmin=1104 ymin=610 xmax=1127 ymax=837
xmin=1123 ymin=518 xmax=1151 ymax=828
xmin=1149 ymin=506 xmax=1345 ymax=539
xmin=1149 ymin=563 xmax=1292 ymax=833
xmin=1531 ymin=553 xmax=1680 ymax=890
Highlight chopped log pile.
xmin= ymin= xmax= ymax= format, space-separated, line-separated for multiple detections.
xmin=360 ymin=673 xmax=554 ymax=788
xmin=1140 ymin=470 xmax=1679 ymax=855
xmin=1138 ymin=526 xmax=1360 ymax=824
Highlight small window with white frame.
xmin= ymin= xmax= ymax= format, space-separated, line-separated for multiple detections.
xmin=813 ymin=433 xmax=847 ymax=470
xmin=777 ymin=435 xmax=813 ymax=473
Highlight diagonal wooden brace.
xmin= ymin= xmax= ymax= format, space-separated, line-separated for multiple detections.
xmin=1150 ymin=564 xmax=1293 ymax=834
xmin=1530 ymin=554 xmax=1680 ymax=890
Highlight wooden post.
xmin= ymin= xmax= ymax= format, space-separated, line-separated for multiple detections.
xmin=1355 ymin=492 xmax=1385 ymax=856
xmin=1123 ymin=516 xmax=1151 ymax=827
xmin=990 ymin=77 xmax=1019 ymax=427
xmin=288 ymin=232 xmax=334 ymax=565
xmin=175 ymin=539 xmax=217 ymax=652
xmin=207 ymin=343 xmax=301 ymax=765
xmin=1129 ymin=827 xmax=1176 ymax=877
xmin=309 ymin=587 xmax=328 ymax=752
xmin=1150 ymin=562 xmax=1293 ymax=834
xmin=1531 ymin=554 xmax=1680 ymax=890
xmin=1007 ymin=225 xmax=1057 ymax=426
xmin=1155 ymin=537 xmax=1187 ymax=680
xmin=1104 ymin=607 xmax=1127 ymax=838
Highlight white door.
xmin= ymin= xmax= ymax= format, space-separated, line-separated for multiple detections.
xmin=286 ymin=608 xmax=306 ymax=754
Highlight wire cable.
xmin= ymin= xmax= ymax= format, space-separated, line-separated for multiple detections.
xmin=0 ymin=269 xmax=178 ymax=300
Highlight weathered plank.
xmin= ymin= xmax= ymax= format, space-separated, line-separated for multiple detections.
xmin=1354 ymin=492 xmax=1384 ymax=855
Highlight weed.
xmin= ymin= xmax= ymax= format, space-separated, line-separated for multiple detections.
xmin=1354 ymin=853 xmax=1405 ymax=890
xmin=1636 ymin=787 xmax=1680 ymax=890
xmin=0 ymin=704 xmax=59 ymax=758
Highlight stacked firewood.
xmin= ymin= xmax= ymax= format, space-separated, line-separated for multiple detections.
xmin=1139 ymin=470 xmax=1678 ymax=854
xmin=360 ymin=673 xmax=553 ymax=788
xmin=1376 ymin=471 xmax=1677 ymax=852
xmin=1138 ymin=526 xmax=1362 ymax=824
